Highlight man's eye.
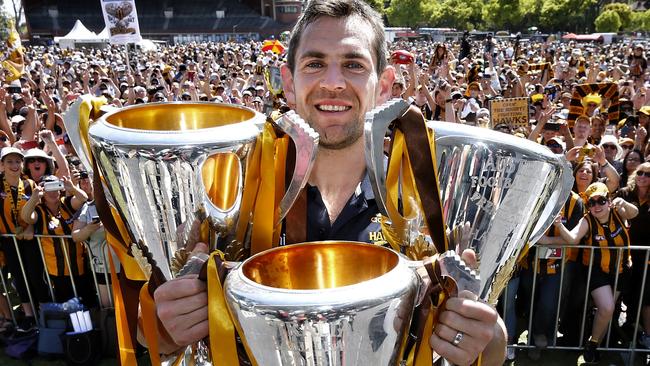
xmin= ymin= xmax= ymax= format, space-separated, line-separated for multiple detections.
xmin=306 ymin=62 xmax=323 ymax=69
xmin=345 ymin=62 xmax=364 ymax=70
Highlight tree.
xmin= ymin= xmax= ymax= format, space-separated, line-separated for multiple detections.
xmin=602 ymin=3 xmax=632 ymax=30
xmin=426 ymin=0 xmax=485 ymax=30
xmin=482 ymin=0 xmax=523 ymax=31
xmin=385 ymin=0 xmax=428 ymax=27
xmin=595 ymin=9 xmax=622 ymax=32
xmin=363 ymin=0 xmax=385 ymax=12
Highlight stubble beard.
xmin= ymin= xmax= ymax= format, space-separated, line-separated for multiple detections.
xmin=317 ymin=118 xmax=363 ymax=150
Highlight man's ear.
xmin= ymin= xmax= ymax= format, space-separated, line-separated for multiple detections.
xmin=280 ymin=64 xmax=296 ymax=106
xmin=377 ymin=65 xmax=396 ymax=104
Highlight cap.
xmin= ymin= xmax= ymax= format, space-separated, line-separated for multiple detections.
xmin=546 ymin=136 xmax=564 ymax=146
xmin=24 ymin=148 xmax=53 ymax=160
xmin=10 ymin=115 xmax=26 ymax=124
xmin=619 ymin=137 xmax=635 ymax=146
xmin=585 ymin=182 xmax=609 ymax=199
xmin=242 ymin=90 xmax=253 ymax=96
xmin=0 ymin=147 xmax=24 ymax=161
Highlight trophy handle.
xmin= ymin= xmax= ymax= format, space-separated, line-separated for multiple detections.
xmin=363 ymin=98 xmax=411 ymax=216
xmin=274 ymin=111 xmax=319 ymax=224
xmin=63 ymin=96 xmax=119 ymax=172
xmin=528 ymin=159 xmax=575 ymax=244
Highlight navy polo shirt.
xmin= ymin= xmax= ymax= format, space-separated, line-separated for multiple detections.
xmin=302 ymin=173 xmax=386 ymax=245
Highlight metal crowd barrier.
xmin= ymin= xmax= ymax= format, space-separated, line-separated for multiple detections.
xmin=0 ymin=233 xmax=114 ymax=329
xmin=502 ymin=244 xmax=650 ymax=365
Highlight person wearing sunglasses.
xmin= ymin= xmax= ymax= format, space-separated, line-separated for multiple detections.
xmin=598 ymin=135 xmax=624 ymax=175
xmin=540 ymin=182 xmax=638 ymax=363
xmin=616 ymin=162 xmax=650 ymax=348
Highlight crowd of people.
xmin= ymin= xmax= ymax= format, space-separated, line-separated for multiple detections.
xmin=0 ymin=18 xmax=649 ymax=364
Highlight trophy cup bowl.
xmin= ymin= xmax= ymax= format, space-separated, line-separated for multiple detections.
xmin=88 ymin=102 xmax=318 ymax=281
xmin=432 ymin=121 xmax=574 ymax=302
xmin=225 ymin=241 xmax=422 ymax=366
xmin=364 ymin=98 xmax=574 ymax=304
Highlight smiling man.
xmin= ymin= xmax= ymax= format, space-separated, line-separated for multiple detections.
xmin=153 ymin=0 xmax=505 ymax=364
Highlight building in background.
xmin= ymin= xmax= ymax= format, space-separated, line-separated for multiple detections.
xmin=23 ymin=0 xmax=303 ymax=43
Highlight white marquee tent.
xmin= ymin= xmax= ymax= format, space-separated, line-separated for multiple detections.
xmin=54 ymin=20 xmax=107 ymax=49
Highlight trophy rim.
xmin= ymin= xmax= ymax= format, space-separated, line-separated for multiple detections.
xmin=97 ymin=101 xmax=266 ymax=134
xmin=236 ymin=241 xmax=408 ymax=293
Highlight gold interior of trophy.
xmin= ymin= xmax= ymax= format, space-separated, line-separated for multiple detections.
xmin=243 ymin=242 xmax=399 ymax=290
xmin=202 ymin=153 xmax=240 ymax=210
xmin=105 ymin=103 xmax=255 ymax=131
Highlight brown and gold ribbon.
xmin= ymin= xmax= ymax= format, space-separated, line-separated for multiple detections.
xmin=206 ymin=250 xmax=246 ymax=365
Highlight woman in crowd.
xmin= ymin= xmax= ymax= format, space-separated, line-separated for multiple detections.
xmin=620 ymin=149 xmax=645 ymax=187
xmin=22 ymin=130 xmax=70 ymax=183
xmin=616 ymin=162 xmax=650 ymax=348
xmin=541 ymin=182 xmax=638 ymax=363
xmin=0 ymin=147 xmax=49 ymax=332
xmin=20 ymin=175 xmax=94 ymax=305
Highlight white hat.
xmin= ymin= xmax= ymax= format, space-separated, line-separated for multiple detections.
xmin=0 ymin=147 xmax=24 ymax=161
xmin=24 ymin=148 xmax=53 ymax=160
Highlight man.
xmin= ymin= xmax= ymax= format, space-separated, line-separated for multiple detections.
xmin=153 ymin=1 xmax=506 ymax=365
xmin=573 ymin=115 xmax=592 ymax=147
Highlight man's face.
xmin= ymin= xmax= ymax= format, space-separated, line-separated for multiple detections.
xmin=574 ymin=118 xmax=591 ymax=139
xmin=281 ymin=16 xmax=394 ymax=150
xmin=591 ymin=118 xmax=605 ymax=138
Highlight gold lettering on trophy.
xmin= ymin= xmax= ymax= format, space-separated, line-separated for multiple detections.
xmin=369 ymin=231 xmax=385 ymax=242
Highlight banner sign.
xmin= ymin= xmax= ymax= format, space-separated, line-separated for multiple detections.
xmin=101 ymin=0 xmax=142 ymax=44
xmin=489 ymin=97 xmax=529 ymax=129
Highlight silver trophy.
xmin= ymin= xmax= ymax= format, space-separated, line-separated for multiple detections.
xmin=87 ymin=102 xmax=318 ymax=281
xmin=225 ymin=242 xmax=479 ymax=366
xmin=365 ymin=98 xmax=574 ymax=303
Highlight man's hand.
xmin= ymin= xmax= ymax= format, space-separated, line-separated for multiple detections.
xmin=154 ymin=243 xmax=209 ymax=351
xmin=430 ymin=249 xmax=504 ymax=366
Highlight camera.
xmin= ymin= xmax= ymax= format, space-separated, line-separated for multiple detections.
xmin=78 ymin=171 xmax=89 ymax=179
xmin=7 ymin=86 xmax=21 ymax=94
xmin=43 ymin=179 xmax=64 ymax=192
xmin=579 ymin=145 xmax=596 ymax=159
xmin=91 ymin=215 xmax=100 ymax=223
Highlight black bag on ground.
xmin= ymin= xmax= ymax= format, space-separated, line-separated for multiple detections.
xmin=61 ymin=329 xmax=101 ymax=366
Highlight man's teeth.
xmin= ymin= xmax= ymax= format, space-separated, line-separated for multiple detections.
xmin=318 ymin=105 xmax=349 ymax=112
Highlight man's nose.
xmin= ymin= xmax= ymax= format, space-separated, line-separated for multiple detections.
xmin=320 ymin=66 xmax=346 ymax=92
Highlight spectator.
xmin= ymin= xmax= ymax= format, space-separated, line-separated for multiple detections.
xmin=541 ymin=182 xmax=638 ymax=363
xmin=20 ymin=175 xmax=94 ymax=305
xmin=616 ymin=162 xmax=650 ymax=348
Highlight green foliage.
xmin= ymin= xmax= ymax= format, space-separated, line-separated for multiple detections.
xmin=426 ymin=0 xmax=484 ymax=30
xmin=385 ymin=0 xmax=427 ymax=27
xmin=602 ymin=3 xmax=632 ymax=29
xmin=595 ymin=9 xmax=622 ymax=32
xmin=482 ymin=0 xmax=522 ymax=31
xmin=363 ymin=0 xmax=385 ymax=12
xmin=629 ymin=9 xmax=650 ymax=31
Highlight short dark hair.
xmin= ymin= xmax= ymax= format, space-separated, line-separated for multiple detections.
xmin=286 ymin=0 xmax=387 ymax=75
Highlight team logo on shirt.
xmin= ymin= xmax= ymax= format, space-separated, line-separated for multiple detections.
xmin=610 ymin=227 xmax=622 ymax=238
xmin=368 ymin=230 xmax=388 ymax=246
